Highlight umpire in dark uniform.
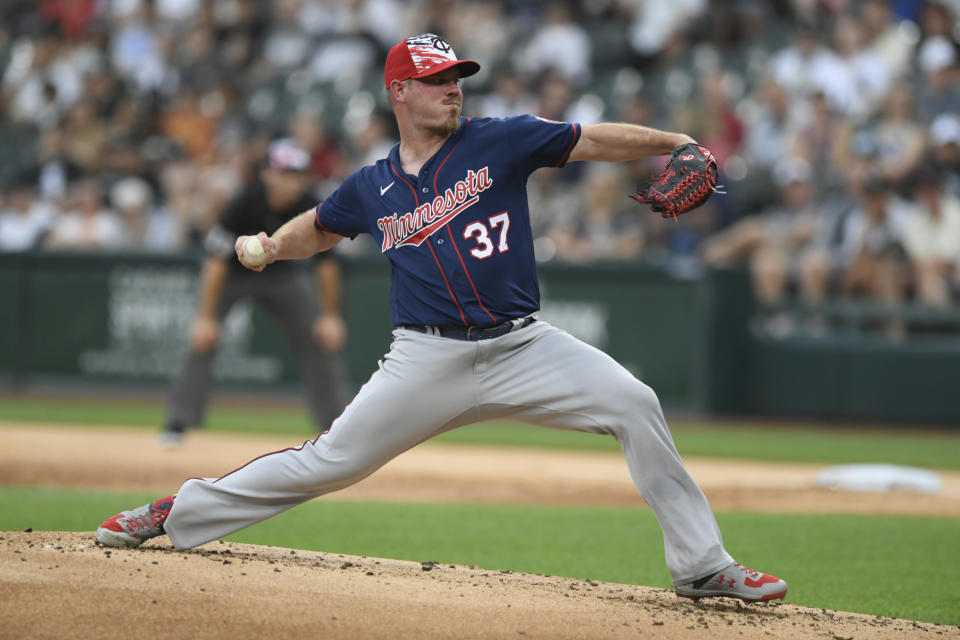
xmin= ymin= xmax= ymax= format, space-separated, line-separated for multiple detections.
xmin=160 ymin=138 xmax=350 ymax=445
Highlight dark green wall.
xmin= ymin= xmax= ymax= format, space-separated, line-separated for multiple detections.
xmin=2 ymin=253 xmax=958 ymax=425
xmin=0 ymin=253 xmax=700 ymax=406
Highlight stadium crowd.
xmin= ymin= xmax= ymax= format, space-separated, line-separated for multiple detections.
xmin=1 ymin=0 xmax=959 ymax=333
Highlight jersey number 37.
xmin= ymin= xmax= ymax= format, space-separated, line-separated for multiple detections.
xmin=463 ymin=211 xmax=510 ymax=260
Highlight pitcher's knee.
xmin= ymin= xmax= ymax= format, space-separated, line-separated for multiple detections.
xmin=604 ymin=380 xmax=667 ymax=438
xmin=613 ymin=378 xmax=662 ymax=414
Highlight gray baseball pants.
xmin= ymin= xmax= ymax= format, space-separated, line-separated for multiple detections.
xmin=164 ymin=320 xmax=733 ymax=585
xmin=166 ymin=271 xmax=348 ymax=430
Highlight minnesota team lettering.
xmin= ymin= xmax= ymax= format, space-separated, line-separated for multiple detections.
xmin=378 ymin=167 xmax=493 ymax=251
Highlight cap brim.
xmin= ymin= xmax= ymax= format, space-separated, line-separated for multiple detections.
xmin=411 ymin=59 xmax=481 ymax=80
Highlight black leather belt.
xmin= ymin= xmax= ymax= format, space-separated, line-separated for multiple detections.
xmin=399 ymin=316 xmax=537 ymax=341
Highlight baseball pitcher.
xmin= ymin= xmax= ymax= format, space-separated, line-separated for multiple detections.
xmin=98 ymin=33 xmax=786 ymax=603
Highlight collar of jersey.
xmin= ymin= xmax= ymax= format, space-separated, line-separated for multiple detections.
xmin=388 ymin=116 xmax=470 ymax=185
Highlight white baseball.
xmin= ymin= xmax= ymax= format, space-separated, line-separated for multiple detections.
xmin=243 ymin=235 xmax=267 ymax=267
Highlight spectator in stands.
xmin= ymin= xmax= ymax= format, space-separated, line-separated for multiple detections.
xmin=837 ymin=172 xmax=910 ymax=337
xmin=261 ymin=0 xmax=313 ymax=73
xmin=160 ymin=86 xmax=217 ymax=162
xmin=626 ymin=0 xmax=707 ymax=62
xmin=2 ymin=34 xmax=79 ymax=130
xmin=768 ymin=20 xmax=847 ymax=115
xmin=742 ymin=75 xmax=796 ymax=174
xmin=914 ymin=34 xmax=960 ymax=125
xmin=107 ymin=0 xmax=173 ymax=94
xmin=830 ymin=15 xmax=891 ymax=121
xmin=39 ymin=0 xmax=99 ymax=40
xmin=0 ymin=174 xmax=56 ymax=251
xmin=0 ymin=0 xmax=955 ymax=295
xmin=158 ymin=139 xmax=243 ymax=249
xmin=869 ymin=82 xmax=927 ymax=194
xmin=62 ymin=98 xmax=109 ymax=172
xmin=900 ymin=164 xmax=960 ymax=308
xmin=445 ymin=0 xmax=510 ymax=75
xmin=701 ymin=156 xmax=836 ymax=334
xmin=534 ymin=71 xmax=577 ymax=123
xmin=915 ymin=1 xmax=960 ymax=62
xmin=475 ymin=67 xmax=537 ymax=119
xmin=676 ymin=72 xmax=744 ymax=169
xmin=110 ymin=176 xmax=183 ymax=252
xmin=790 ymin=90 xmax=847 ymax=194
xmin=549 ymin=164 xmax=644 ymax=264
xmin=860 ymin=0 xmax=914 ymax=81
xmin=520 ymin=5 xmax=592 ymax=87
xmin=44 ymin=177 xmax=125 ymax=250
xmin=342 ymin=109 xmax=395 ymax=169
xmin=289 ymin=113 xmax=342 ymax=183
xmin=34 ymin=124 xmax=81 ymax=203
xmin=930 ymin=113 xmax=960 ymax=200
xmin=175 ymin=21 xmax=223 ymax=91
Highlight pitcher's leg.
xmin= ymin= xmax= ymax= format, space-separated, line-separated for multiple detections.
xmin=611 ymin=387 xmax=733 ymax=585
xmin=164 ymin=330 xmax=479 ymax=550
xmin=478 ymin=323 xmax=732 ymax=584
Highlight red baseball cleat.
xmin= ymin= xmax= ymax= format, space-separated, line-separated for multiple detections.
xmin=96 ymin=495 xmax=175 ymax=548
xmin=675 ymin=562 xmax=787 ymax=602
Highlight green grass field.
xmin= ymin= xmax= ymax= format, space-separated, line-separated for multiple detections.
xmin=1 ymin=486 xmax=958 ymax=626
xmin=2 ymin=396 xmax=960 ymax=625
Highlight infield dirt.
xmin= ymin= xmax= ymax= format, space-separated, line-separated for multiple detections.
xmin=2 ymin=531 xmax=957 ymax=640
xmin=2 ymin=422 xmax=959 ymax=638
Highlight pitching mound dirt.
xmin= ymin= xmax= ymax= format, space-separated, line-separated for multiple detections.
xmin=2 ymin=531 xmax=955 ymax=640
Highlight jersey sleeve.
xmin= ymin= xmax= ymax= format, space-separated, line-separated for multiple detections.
xmin=314 ymin=172 xmax=367 ymax=239
xmin=502 ymin=114 xmax=581 ymax=174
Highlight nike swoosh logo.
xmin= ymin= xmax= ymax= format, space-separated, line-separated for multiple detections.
xmin=380 ymin=182 xmax=395 ymax=196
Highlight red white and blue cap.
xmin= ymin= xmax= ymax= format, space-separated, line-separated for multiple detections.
xmin=384 ymin=33 xmax=480 ymax=88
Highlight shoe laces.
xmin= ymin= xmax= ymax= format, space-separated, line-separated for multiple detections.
xmin=123 ymin=512 xmax=163 ymax=532
xmin=121 ymin=499 xmax=171 ymax=532
xmin=735 ymin=563 xmax=761 ymax=579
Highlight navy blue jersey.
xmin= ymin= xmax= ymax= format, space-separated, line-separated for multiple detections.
xmin=315 ymin=115 xmax=581 ymax=327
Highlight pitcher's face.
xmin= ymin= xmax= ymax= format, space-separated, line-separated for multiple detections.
xmin=406 ymin=68 xmax=463 ymax=135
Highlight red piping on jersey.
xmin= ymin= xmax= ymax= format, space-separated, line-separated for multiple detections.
xmin=210 ymin=379 xmax=354 ymax=485
xmin=445 ymin=225 xmax=497 ymax=324
xmin=556 ymin=123 xmax=580 ymax=167
xmin=313 ymin=202 xmax=331 ymax=231
xmin=212 ymin=431 xmax=327 ymax=484
xmin=389 ymin=158 xmax=468 ymax=326
xmin=432 ymin=118 xmax=498 ymax=326
xmin=314 ymin=203 xmax=331 ymax=232
xmin=425 ymin=239 xmax=467 ymax=325
xmin=432 ymin=117 xmax=469 ymax=184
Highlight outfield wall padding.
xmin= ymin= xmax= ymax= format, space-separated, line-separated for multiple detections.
xmin=1 ymin=252 xmax=956 ymax=425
